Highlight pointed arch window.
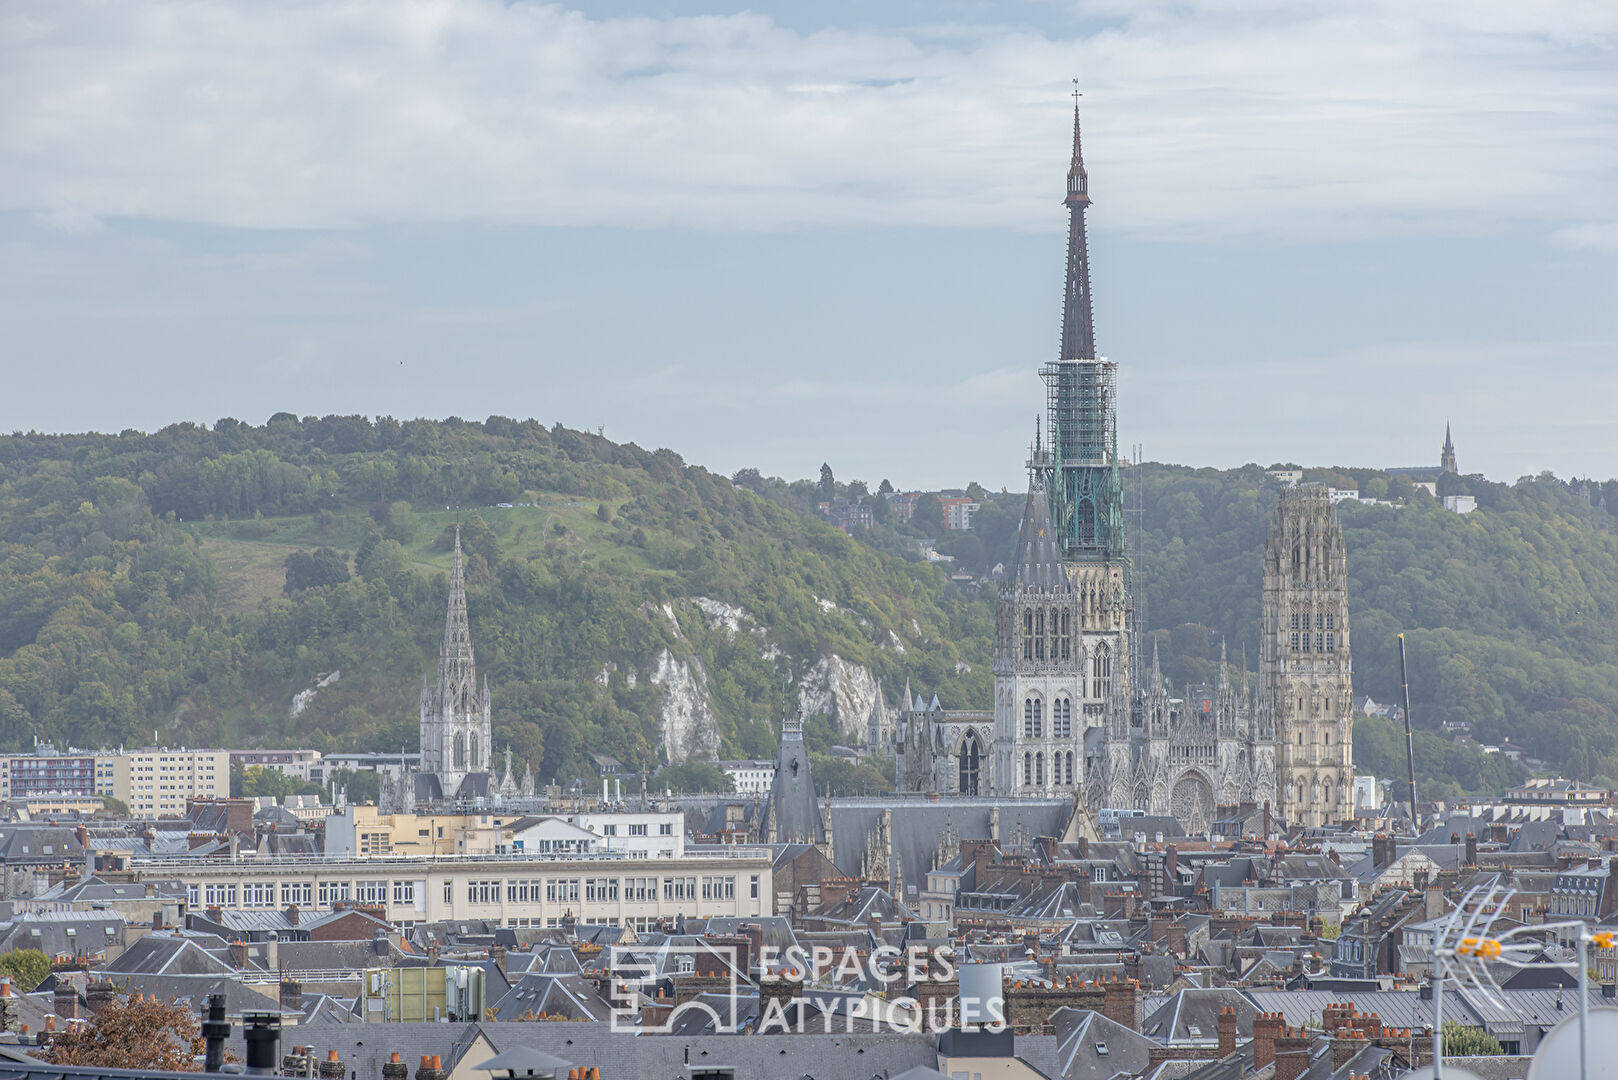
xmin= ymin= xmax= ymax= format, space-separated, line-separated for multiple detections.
xmin=1035 ymin=609 xmax=1046 ymax=660
xmin=1024 ymin=752 xmax=1033 ymax=787
xmin=470 ymin=734 xmax=480 ymax=770
xmin=1059 ymin=611 xmax=1071 ymax=659
xmin=1033 ymin=698 xmax=1044 ymax=738
xmin=1035 ymin=752 xmax=1044 ymax=786
xmin=453 ymin=733 xmax=466 ymax=770
xmin=1023 ymin=699 xmax=1034 ymax=738
xmin=958 ymin=731 xmax=982 ymax=796
xmin=1092 ymin=643 xmax=1112 ymax=699
xmin=1023 ymin=609 xmax=1033 ymax=661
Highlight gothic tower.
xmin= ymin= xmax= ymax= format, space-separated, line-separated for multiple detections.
xmin=1261 ymin=487 xmax=1353 ymax=828
xmin=419 ymin=527 xmax=492 ymax=800
xmin=1441 ymin=423 xmax=1458 ymax=475
xmin=993 ymin=97 xmax=1131 ymax=797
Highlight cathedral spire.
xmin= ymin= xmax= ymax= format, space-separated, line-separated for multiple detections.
xmin=1218 ymin=638 xmax=1229 ymax=688
xmin=436 ymin=526 xmax=476 ymax=712
xmin=1060 ymin=87 xmax=1095 ymax=363
xmin=1441 ymin=421 xmax=1458 ymax=474
xmin=1150 ymin=637 xmax=1162 ymax=689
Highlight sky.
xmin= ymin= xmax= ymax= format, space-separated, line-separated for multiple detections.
xmin=2 ymin=0 xmax=1616 ymax=491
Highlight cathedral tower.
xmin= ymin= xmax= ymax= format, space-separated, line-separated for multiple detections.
xmin=1261 ymin=487 xmax=1353 ymax=828
xmin=419 ymin=527 xmax=493 ymax=800
xmin=993 ymin=97 xmax=1130 ymax=797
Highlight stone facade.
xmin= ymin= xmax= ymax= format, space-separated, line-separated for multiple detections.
xmin=1262 ymin=485 xmax=1354 ymax=829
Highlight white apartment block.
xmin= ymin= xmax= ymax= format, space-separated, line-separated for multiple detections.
xmin=147 ymin=849 xmax=771 ymax=932
xmin=721 ymin=761 xmax=775 ymax=796
xmin=554 ymin=811 xmax=685 ymax=859
xmin=107 ymin=750 xmax=229 ymax=816
xmin=229 ymin=749 xmax=324 ymax=782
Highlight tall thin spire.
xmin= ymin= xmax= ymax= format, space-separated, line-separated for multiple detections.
xmin=1441 ymin=421 xmax=1458 ymax=474
xmin=1060 ymin=85 xmax=1095 ymax=363
xmin=437 ymin=525 xmax=476 ymax=712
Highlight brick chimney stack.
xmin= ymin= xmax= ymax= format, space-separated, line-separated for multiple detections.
xmin=53 ymin=983 xmax=79 ymax=1021
xmin=1274 ymin=1026 xmax=1313 ymax=1080
xmin=279 ymin=980 xmax=303 ymax=1014
xmin=1218 ymin=1005 xmax=1238 ymax=1058
xmin=317 ymin=1049 xmax=346 ymax=1080
xmin=382 ymin=1052 xmax=409 ymax=1080
xmin=1253 ymin=1011 xmax=1285 ymax=1069
xmin=415 ymin=1054 xmax=447 ymax=1080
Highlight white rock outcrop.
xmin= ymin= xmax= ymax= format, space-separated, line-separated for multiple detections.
xmin=651 ymin=647 xmax=722 ymax=762
xmin=796 ymin=655 xmax=885 ymax=742
xmin=691 ymin=597 xmax=753 ymax=638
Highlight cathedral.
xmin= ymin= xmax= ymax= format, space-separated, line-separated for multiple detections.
xmin=893 ymin=101 xmax=1353 ymax=834
xmin=379 ymin=527 xmax=531 ymax=811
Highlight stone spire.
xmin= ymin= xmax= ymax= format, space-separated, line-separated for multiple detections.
xmin=435 ymin=527 xmax=476 ymax=714
xmin=1441 ymin=421 xmax=1458 ymax=474
xmin=1150 ymin=637 xmax=1162 ymax=690
xmin=520 ymin=759 xmax=534 ymax=797
xmin=1218 ymin=638 xmax=1229 ymax=688
xmin=1060 ymin=93 xmax=1096 ymax=363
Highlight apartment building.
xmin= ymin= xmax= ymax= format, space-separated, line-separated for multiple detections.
xmin=106 ymin=749 xmax=230 ymax=815
xmin=142 ymin=847 xmax=772 ymax=932
xmin=0 ymin=747 xmax=228 ymax=815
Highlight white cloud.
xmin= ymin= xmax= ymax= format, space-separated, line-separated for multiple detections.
xmin=1 ymin=0 xmax=1614 ymax=237
xmin=1556 ymin=221 xmax=1618 ymax=251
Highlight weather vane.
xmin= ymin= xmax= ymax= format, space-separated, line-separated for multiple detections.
xmin=1072 ymin=77 xmax=1081 ymax=105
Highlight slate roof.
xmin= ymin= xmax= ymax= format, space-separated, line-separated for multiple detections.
xmin=1012 ymin=483 xmax=1068 ymax=589
xmin=98 ymin=933 xmax=235 ymax=976
xmin=1140 ymin=989 xmax=1257 ymax=1047
xmin=758 ymin=732 xmax=824 ymax=845
xmin=1051 ymin=1006 xmax=1155 ymax=1080
xmin=0 ymin=911 xmax=125 ymax=959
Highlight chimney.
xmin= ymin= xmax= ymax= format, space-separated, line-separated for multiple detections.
xmin=285 ymin=905 xmax=300 ymax=927
xmin=230 ymin=940 xmax=250 ymax=969
xmin=54 ymin=983 xmax=79 ymax=1021
xmin=1464 ymin=833 xmax=1478 ymax=868
xmin=281 ymin=1045 xmax=311 ymax=1077
xmin=202 ymin=994 xmax=231 ymax=1074
xmin=1218 ymin=1005 xmax=1238 ymax=1058
xmin=241 ymin=1014 xmax=281 ymax=1077
xmin=1101 ymin=976 xmax=1138 ymax=1032
xmin=373 ymin=929 xmax=390 ymax=958
xmin=0 ymin=978 xmax=18 ymax=1033
xmin=1253 ymin=1011 xmax=1285 ymax=1069
xmin=416 ymin=1055 xmax=447 ymax=1080
xmin=488 ymin=945 xmax=508 ymax=979
xmin=318 ymin=1049 xmax=346 ymax=1080
xmin=1274 ymin=1026 xmax=1313 ymax=1080
xmin=382 ymin=1053 xmax=409 ymax=1080
xmin=1370 ymin=833 xmax=1391 ymax=869
xmin=86 ymin=979 xmax=117 ymax=1016
xmin=279 ymin=980 xmax=303 ymax=1015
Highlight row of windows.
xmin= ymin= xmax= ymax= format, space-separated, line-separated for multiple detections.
xmin=1290 ymin=612 xmax=1336 ymax=631
xmin=193 ymin=873 xmax=763 ymax=910
xmin=1022 ymin=608 xmax=1074 ymax=661
xmin=1023 ymin=697 xmax=1075 ymax=738
xmin=1290 ymin=632 xmax=1337 ymax=652
xmin=1022 ymin=750 xmax=1076 ymax=787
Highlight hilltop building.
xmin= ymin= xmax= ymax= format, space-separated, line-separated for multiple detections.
xmin=380 ymin=528 xmax=529 ymax=811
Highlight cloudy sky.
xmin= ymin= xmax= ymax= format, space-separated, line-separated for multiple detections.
xmin=3 ymin=0 xmax=1615 ymax=490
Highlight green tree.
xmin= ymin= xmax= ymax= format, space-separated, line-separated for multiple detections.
xmin=0 ymin=948 xmax=51 ymax=991
xmin=818 ymin=464 xmax=835 ymax=503
xmin=654 ymin=761 xmax=733 ymax=793
xmin=1441 ymin=1022 xmax=1502 ymax=1057
xmin=913 ymin=493 xmax=944 ymax=534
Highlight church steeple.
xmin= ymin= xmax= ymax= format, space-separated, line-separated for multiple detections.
xmin=1441 ymin=422 xmax=1458 ymax=474
xmin=436 ymin=527 xmax=477 ymax=713
xmin=1060 ymin=90 xmax=1096 ymax=364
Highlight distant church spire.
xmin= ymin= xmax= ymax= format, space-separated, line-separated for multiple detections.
xmin=1060 ymin=86 xmax=1096 ymax=363
xmin=1441 ymin=422 xmax=1458 ymax=475
xmin=437 ymin=526 xmax=476 ymax=710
